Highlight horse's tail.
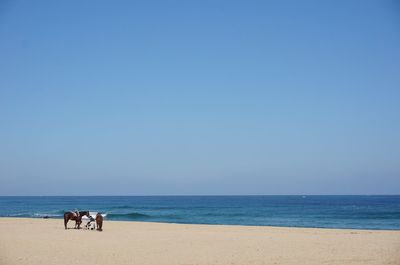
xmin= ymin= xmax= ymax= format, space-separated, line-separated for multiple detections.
xmin=63 ymin=212 xmax=68 ymax=229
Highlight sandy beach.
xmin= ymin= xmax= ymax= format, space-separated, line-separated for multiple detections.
xmin=0 ymin=218 xmax=399 ymax=265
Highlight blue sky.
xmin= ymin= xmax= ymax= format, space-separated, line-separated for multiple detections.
xmin=0 ymin=0 xmax=399 ymax=195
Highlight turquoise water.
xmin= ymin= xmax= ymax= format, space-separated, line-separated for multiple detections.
xmin=0 ymin=196 xmax=399 ymax=230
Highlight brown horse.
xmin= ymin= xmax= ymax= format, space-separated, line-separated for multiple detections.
xmin=64 ymin=211 xmax=90 ymax=229
xmin=96 ymin=213 xmax=103 ymax=231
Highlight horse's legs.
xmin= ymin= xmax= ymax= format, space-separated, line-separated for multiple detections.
xmin=97 ymin=219 xmax=102 ymax=231
xmin=76 ymin=218 xmax=81 ymax=229
xmin=64 ymin=216 xmax=68 ymax=230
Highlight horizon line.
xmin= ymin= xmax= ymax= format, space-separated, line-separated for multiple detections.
xmin=0 ymin=194 xmax=399 ymax=197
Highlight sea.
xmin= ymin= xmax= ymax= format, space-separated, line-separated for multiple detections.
xmin=0 ymin=196 xmax=399 ymax=230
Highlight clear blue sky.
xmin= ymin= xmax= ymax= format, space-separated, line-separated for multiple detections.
xmin=0 ymin=0 xmax=399 ymax=195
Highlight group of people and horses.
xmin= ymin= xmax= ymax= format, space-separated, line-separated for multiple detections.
xmin=63 ymin=210 xmax=103 ymax=231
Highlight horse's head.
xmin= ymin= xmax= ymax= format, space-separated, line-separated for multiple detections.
xmin=80 ymin=211 xmax=90 ymax=218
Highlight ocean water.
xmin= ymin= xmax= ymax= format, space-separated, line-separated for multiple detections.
xmin=0 ymin=196 xmax=399 ymax=230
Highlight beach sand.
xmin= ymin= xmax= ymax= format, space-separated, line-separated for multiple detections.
xmin=0 ymin=218 xmax=399 ymax=265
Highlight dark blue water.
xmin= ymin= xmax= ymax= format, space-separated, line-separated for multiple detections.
xmin=0 ymin=196 xmax=399 ymax=230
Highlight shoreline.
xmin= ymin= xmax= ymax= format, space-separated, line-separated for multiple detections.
xmin=1 ymin=217 xmax=399 ymax=265
xmin=1 ymin=216 xmax=399 ymax=232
